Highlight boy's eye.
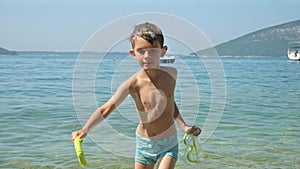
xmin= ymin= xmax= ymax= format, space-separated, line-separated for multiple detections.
xmin=136 ymin=48 xmax=161 ymax=55
xmin=137 ymin=49 xmax=146 ymax=55
xmin=149 ymin=49 xmax=157 ymax=54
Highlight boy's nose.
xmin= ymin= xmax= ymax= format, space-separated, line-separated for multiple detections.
xmin=143 ymin=51 xmax=150 ymax=58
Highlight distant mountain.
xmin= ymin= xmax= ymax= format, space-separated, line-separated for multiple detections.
xmin=196 ymin=20 xmax=300 ymax=57
xmin=0 ymin=47 xmax=18 ymax=55
xmin=17 ymin=51 xmax=79 ymax=56
xmin=17 ymin=51 xmax=128 ymax=56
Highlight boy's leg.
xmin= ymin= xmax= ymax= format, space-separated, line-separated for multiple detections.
xmin=135 ymin=162 xmax=154 ymax=169
xmin=156 ymin=156 xmax=176 ymax=169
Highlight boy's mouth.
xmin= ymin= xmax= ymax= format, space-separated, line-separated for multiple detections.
xmin=143 ymin=62 xmax=152 ymax=66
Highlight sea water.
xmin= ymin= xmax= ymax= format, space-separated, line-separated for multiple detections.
xmin=0 ymin=54 xmax=299 ymax=169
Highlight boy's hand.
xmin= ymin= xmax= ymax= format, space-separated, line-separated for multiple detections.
xmin=72 ymin=129 xmax=88 ymax=142
xmin=184 ymin=126 xmax=201 ymax=136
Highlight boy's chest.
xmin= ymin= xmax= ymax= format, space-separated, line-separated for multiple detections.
xmin=138 ymin=80 xmax=175 ymax=110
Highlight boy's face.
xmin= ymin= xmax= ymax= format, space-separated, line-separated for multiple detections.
xmin=130 ymin=36 xmax=167 ymax=69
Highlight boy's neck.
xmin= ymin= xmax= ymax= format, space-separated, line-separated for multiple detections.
xmin=143 ymin=68 xmax=162 ymax=80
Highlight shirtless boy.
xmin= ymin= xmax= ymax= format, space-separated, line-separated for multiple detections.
xmin=72 ymin=22 xmax=201 ymax=169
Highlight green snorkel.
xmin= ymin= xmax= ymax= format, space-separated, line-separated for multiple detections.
xmin=73 ymin=137 xmax=87 ymax=167
xmin=183 ymin=133 xmax=201 ymax=163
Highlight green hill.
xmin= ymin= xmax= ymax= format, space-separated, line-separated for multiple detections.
xmin=196 ymin=20 xmax=300 ymax=57
xmin=0 ymin=47 xmax=18 ymax=55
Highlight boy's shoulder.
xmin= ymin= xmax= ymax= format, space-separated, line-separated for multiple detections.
xmin=160 ymin=66 xmax=177 ymax=79
xmin=128 ymin=70 xmax=143 ymax=87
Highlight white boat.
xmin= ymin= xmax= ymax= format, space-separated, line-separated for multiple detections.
xmin=160 ymin=55 xmax=175 ymax=63
xmin=287 ymin=42 xmax=300 ymax=61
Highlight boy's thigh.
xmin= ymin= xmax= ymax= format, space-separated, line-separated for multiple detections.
xmin=157 ymin=156 xmax=176 ymax=169
xmin=135 ymin=162 xmax=154 ymax=169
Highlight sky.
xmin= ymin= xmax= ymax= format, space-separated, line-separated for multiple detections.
xmin=1 ymin=0 xmax=299 ymax=52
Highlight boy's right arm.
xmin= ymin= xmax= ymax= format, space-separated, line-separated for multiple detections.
xmin=174 ymin=102 xmax=201 ymax=136
xmin=72 ymin=78 xmax=132 ymax=141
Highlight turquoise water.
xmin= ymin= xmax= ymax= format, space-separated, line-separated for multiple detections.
xmin=0 ymin=54 xmax=299 ymax=169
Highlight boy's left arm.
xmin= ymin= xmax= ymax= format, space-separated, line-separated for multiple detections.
xmin=174 ymin=102 xmax=201 ymax=136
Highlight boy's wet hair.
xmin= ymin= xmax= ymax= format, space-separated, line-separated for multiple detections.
xmin=130 ymin=22 xmax=164 ymax=48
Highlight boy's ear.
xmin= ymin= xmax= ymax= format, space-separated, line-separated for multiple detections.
xmin=129 ymin=49 xmax=135 ymax=58
xmin=161 ymin=46 xmax=168 ymax=56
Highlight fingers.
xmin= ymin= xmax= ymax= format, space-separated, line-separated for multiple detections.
xmin=71 ymin=130 xmax=87 ymax=142
xmin=71 ymin=131 xmax=79 ymax=142
xmin=187 ymin=126 xmax=201 ymax=136
xmin=193 ymin=127 xmax=201 ymax=136
xmin=79 ymin=131 xmax=87 ymax=139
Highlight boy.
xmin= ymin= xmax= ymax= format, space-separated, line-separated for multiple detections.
xmin=72 ymin=22 xmax=201 ymax=169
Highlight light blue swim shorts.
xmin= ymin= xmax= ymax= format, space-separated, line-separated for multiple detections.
xmin=135 ymin=132 xmax=178 ymax=165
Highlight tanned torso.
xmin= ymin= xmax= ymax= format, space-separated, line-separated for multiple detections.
xmin=129 ymin=66 xmax=177 ymax=139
